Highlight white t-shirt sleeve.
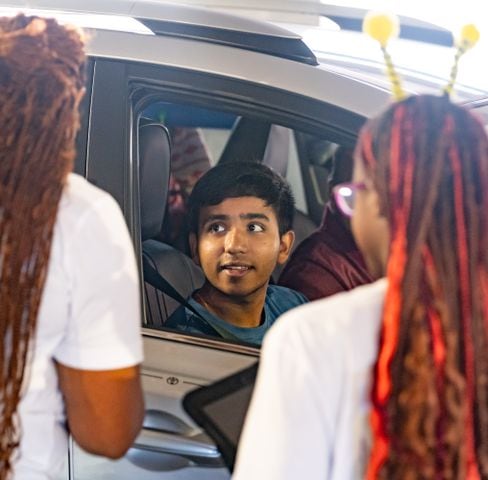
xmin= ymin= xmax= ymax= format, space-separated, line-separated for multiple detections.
xmin=233 ymin=305 xmax=344 ymax=480
xmin=54 ymin=191 xmax=143 ymax=370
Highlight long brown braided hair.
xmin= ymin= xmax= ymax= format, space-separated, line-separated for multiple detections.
xmin=0 ymin=15 xmax=85 ymax=477
xmin=357 ymin=94 xmax=488 ymax=480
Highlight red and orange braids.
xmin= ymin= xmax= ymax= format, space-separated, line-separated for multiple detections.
xmin=358 ymin=95 xmax=488 ymax=479
xmin=0 ymin=15 xmax=85 ymax=478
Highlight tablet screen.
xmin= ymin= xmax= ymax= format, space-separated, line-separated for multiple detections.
xmin=183 ymin=363 xmax=258 ymax=471
xmin=201 ymin=383 xmax=255 ymax=446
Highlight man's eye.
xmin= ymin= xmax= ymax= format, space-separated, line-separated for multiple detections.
xmin=209 ymin=223 xmax=225 ymax=233
xmin=248 ymin=223 xmax=264 ymax=232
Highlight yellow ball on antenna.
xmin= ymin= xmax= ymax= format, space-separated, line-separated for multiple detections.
xmin=363 ymin=12 xmax=400 ymax=47
xmin=459 ymin=24 xmax=480 ymax=49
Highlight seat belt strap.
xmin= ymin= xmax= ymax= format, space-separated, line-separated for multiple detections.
xmin=142 ymin=255 xmax=241 ymax=342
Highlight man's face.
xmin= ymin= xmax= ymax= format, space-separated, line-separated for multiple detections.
xmin=190 ymin=196 xmax=294 ymax=299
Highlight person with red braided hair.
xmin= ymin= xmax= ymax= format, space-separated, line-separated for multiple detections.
xmin=0 ymin=14 xmax=144 ymax=480
xmin=234 ymin=91 xmax=488 ymax=480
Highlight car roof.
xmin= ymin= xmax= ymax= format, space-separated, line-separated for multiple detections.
xmin=0 ymin=0 xmax=321 ymax=64
xmin=179 ymin=2 xmax=488 ymax=101
xmin=0 ymin=0 xmax=395 ymax=116
xmin=184 ymin=2 xmax=488 ymax=100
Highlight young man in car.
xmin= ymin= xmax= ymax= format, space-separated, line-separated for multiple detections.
xmin=165 ymin=162 xmax=308 ymax=346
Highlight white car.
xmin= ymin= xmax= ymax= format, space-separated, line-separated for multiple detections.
xmin=1 ymin=1 xmax=486 ymax=479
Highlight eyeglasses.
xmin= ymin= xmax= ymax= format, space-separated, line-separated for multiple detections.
xmin=332 ymin=181 xmax=367 ymax=218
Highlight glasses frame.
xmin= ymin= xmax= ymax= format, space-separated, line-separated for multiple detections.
xmin=332 ymin=181 xmax=367 ymax=218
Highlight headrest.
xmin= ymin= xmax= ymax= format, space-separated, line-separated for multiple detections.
xmin=139 ymin=122 xmax=171 ymax=241
xmin=218 ymin=117 xmax=271 ymax=164
xmin=262 ymin=125 xmax=290 ymax=177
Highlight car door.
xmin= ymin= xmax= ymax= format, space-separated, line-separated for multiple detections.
xmin=68 ymin=56 xmax=366 ymax=480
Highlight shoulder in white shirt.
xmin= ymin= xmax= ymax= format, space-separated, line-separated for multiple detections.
xmin=13 ymin=173 xmax=143 ymax=480
xmin=233 ymin=279 xmax=387 ymax=480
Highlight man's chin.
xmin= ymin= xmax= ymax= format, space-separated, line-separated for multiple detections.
xmin=215 ymin=282 xmax=267 ymax=300
xmin=219 ymin=287 xmax=254 ymax=299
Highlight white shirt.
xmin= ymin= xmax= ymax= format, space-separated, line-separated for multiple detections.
xmin=12 ymin=174 xmax=143 ymax=480
xmin=233 ymin=279 xmax=387 ymax=480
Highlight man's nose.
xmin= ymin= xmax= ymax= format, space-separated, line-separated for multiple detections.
xmin=224 ymin=227 xmax=248 ymax=254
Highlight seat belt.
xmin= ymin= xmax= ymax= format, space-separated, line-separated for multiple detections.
xmin=142 ymin=255 xmax=241 ymax=342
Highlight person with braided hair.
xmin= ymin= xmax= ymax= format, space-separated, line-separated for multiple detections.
xmin=0 ymin=15 xmax=144 ymax=479
xmin=233 ymin=94 xmax=488 ymax=480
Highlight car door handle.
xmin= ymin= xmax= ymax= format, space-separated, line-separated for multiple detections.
xmin=126 ymin=409 xmax=224 ymax=471
xmin=133 ymin=428 xmax=223 ymax=467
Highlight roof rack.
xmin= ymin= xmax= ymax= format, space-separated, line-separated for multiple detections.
xmin=139 ymin=17 xmax=318 ymax=65
xmin=318 ymin=6 xmax=452 ymax=46
xmin=182 ymin=1 xmax=454 ymax=47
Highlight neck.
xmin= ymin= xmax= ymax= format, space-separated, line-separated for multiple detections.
xmin=195 ymin=282 xmax=268 ymax=328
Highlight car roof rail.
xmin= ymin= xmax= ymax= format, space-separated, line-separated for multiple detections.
xmin=184 ymin=1 xmax=454 ymax=47
xmin=318 ymin=5 xmax=452 ymax=47
xmin=0 ymin=0 xmax=318 ymax=65
xmin=137 ymin=17 xmax=318 ymax=65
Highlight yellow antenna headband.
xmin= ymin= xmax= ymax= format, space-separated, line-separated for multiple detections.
xmin=362 ymin=11 xmax=480 ymax=100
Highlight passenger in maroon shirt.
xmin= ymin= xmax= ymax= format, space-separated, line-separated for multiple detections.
xmin=278 ymin=147 xmax=373 ymax=300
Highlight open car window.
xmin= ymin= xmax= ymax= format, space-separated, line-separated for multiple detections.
xmin=139 ymin=99 xmax=346 ymax=347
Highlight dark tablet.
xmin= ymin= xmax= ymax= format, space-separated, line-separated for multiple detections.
xmin=183 ymin=362 xmax=259 ymax=472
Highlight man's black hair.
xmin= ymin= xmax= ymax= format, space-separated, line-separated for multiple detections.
xmin=188 ymin=162 xmax=295 ymax=236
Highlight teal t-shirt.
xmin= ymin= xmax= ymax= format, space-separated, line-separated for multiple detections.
xmin=165 ymin=285 xmax=308 ymax=346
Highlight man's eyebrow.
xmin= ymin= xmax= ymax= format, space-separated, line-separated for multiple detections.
xmin=201 ymin=214 xmax=229 ymax=225
xmin=201 ymin=213 xmax=271 ymax=224
xmin=240 ymin=213 xmax=270 ymax=221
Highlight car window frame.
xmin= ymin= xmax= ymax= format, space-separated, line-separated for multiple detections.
xmin=85 ymin=56 xmax=367 ymax=350
xmin=129 ymin=62 xmax=366 ymax=337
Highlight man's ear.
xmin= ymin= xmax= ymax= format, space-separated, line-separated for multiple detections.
xmin=277 ymin=230 xmax=295 ymax=265
xmin=189 ymin=233 xmax=200 ymax=265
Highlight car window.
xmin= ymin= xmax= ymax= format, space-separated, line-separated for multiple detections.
xmin=139 ymin=99 xmax=344 ymax=346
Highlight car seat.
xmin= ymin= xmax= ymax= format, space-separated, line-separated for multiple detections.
xmin=139 ymin=120 xmax=204 ymax=327
xmin=158 ymin=126 xmax=214 ymax=255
